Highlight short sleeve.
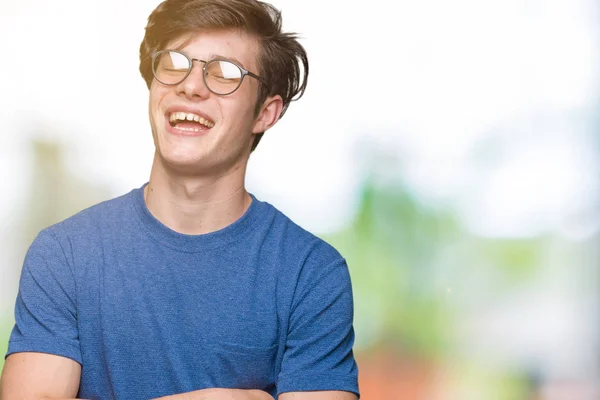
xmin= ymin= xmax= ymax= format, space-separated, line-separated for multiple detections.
xmin=277 ymin=257 xmax=359 ymax=397
xmin=6 ymin=228 xmax=82 ymax=364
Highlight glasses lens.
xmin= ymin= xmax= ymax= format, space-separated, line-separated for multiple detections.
xmin=204 ymin=60 xmax=243 ymax=95
xmin=153 ymin=51 xmax=190 ymax=85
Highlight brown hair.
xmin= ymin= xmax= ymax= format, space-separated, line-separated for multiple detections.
xmin=139 ymin=0 xmax=309 ymax=151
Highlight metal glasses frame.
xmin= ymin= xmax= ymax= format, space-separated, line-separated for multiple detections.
xmin=151 ymin=50 xmax=265 ymax=95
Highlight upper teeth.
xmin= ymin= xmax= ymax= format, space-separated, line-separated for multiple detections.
xmin=169 ymin=112 xmax=215 ymax=128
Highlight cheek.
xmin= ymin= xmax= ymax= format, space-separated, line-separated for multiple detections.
xmin=226 ymin=92 xmax=258 ymax=129
xmin=149 ymin=88 xmax=159 ymax=112
xmin=148 ymin=86 xmax=166 ymax=139
xmin=149 ymin=81 xmax=166 ymax=110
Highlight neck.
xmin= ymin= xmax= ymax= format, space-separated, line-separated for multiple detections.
xmin=144 ymin=154 xmax=252 ymax=235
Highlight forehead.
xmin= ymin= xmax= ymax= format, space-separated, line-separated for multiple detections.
xmin=167 ymin=29 xmax=260 ymax=70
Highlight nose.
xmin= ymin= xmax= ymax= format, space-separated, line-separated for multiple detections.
xmin=176 ymin=60 xmax=210 ymax=100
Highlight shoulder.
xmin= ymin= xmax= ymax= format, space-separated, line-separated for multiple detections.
xmin=31 ymin=189 xmax=137 ymax=258
xmin=254 ymin=196 xmax=345 ymax=269
xmin=45 ymin=189 xmax=135 ymax=238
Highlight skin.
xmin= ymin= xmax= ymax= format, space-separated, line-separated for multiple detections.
xmin=0 ymin=29 xmax=357 ymax=400
xmin=144 ymin=29 xmax=282 ymax=236
xmin=0 ymin=352 xmax=81 ymax=399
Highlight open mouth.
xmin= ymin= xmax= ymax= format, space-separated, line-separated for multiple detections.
xmin=168 ymin=111 xmax=215 ymax=131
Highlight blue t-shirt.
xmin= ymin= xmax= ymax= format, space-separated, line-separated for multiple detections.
xmin=7 ymin=184 xmax=359 ymax=399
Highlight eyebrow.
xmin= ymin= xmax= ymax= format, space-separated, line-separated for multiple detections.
xmin=164 ymin=48 xmax=250 ymax=71
xmin=208 ymin=53 xmax=246 ymax=68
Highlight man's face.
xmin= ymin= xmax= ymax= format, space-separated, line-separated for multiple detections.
xmin=148 ymin=29 xmax=270 ymax=176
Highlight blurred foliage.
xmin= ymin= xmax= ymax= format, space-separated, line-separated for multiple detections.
xmin=323 ymin=171 xmax=549 ymax=363
xmin=475 ymin=239 xmax=544 ymax=281
xmin=438 ymin=361 xmax=536 ymax=400
xmin=324 ymin=178 xmax=461 ymax=357
xmin=0 ymin=320 xmax=10 ymax=371
xmin=321 ymin=172 xmax=559 ymax=398
xmin=24 ymin=139 xmax=110 ymax=248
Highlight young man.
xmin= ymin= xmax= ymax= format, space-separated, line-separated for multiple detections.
xmin=0 ymin=0 xmax=359 ymax=399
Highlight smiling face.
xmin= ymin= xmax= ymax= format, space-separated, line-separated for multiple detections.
xmin=148 ymin=29 xmax=281 ymax=177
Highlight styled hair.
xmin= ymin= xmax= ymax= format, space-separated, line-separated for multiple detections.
xmin=139 ymin=0 xmax=309 ymax=151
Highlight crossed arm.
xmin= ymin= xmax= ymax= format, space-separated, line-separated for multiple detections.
xmin=0 ymin=353 xmax=357 ymax=400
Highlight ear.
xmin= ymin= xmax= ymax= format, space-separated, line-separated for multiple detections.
xmin=252 ymin=95 xmax=283 ymax=134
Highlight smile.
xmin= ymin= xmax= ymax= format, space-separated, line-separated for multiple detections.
xmin=168 ymin=111 xmax=215 ymax=130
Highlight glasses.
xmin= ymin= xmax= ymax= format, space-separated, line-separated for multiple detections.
xmin=151 ymin=50 xmax=264 ymax=95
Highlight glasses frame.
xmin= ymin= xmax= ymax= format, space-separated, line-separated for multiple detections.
xmin=151 ymin=50 xmax=265 ymax=96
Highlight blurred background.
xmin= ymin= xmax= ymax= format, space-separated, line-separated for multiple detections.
xmin=1 ymin=0 xmax=599 ymax=398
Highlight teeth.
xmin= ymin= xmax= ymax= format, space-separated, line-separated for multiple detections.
xmin=169 ymin=111 xmax=214 ymax=128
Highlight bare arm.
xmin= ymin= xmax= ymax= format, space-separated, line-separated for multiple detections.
xmin=279 ymin=391 xmax=358 ymax=400
xmin=153 ymin=389 xmax=357 ymax=400
xmin=153 ymin=388 xmax=273 ymax=399
xmin=0 ymin=352 xmax=82 ymax=400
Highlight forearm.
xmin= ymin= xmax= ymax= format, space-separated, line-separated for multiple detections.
xmin=40 ymin=397 xmax=81 ymax=400
xmin=154 ymin=388 xmax=273 ymax=400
